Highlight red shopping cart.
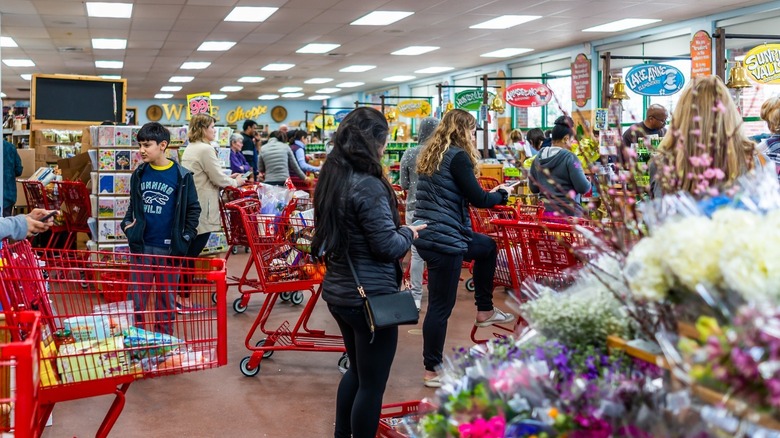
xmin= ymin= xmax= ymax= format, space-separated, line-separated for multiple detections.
xmin=226 ymin=198 xmax=346 ymax=377
xmin=0 ymin=239 xmax=228 ymax=438
xmin=0 ymin=311 xmax=41 ymax=438
xmin=376 ymin=400 xmax=435 ymax=438
xmin=220 ymin=184 xmax=260 ymax=257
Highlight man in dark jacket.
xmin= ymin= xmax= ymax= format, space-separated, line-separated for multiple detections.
xmin=3 ymin=139 xmax=23 ymax=216
xmin=240 ymin=119 xmax=258 ymax=176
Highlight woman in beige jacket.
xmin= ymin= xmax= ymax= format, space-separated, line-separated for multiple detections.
xmin=181 ymin=114 xmax=246 ymax=257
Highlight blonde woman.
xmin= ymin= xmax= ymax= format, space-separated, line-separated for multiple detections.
xmin=651 ymin=75 xmax=759 ymax=197
xmin=413 ymin=109 xmax=516 ymax=387
xmin=181 ymin=114 xmax=245 ymax=257
xmin=759 ymin=96 xmax=780 ymax=180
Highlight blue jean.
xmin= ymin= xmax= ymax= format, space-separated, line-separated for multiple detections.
xmin=404 ymin=211 xmax=425 ymax=303
xmin=128 ymin=245 xmax=179 ymax=335
xmin=328 ymin=304 xmax=398 ymax=438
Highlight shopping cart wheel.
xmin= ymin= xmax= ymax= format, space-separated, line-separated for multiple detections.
xmin=338 ymin=353 xmax=350 ymax=374
xmin=465 ymin=278 xmax=475 ymax=292
xmin=255 ymin=339 xmax=274 ymax=358
xmin=233 ymin=297 xmax=248 ymax=313
xmin=231 ymin=246 xmax=239 ymax=255
xmin=245 ymin=247 xmax=250 ymax=253
xmin=280 ymin=292 xmax=292 ymax=302
xmin=239 ymin=356 xmax=260 ymax=377
xmin=290 ymin=291 xmax=304 ymax=305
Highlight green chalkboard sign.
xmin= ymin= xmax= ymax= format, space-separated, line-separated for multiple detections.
xmin=31 ymin=74 xmax=127 ymax=125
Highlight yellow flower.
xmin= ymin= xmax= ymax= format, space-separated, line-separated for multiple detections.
xmin=548 ymin=407 xmax=559 ymax=419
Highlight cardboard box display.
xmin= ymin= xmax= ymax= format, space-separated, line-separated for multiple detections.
xmin=56 ymin=337 xmax=129 ymax=383
xmin=18 ymin=149 xmax=35 ymax=179
xmin=57 ymin=152 xmax=91 ymax=185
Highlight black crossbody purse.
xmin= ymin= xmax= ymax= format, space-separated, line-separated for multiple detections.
xmin=345 ymin=254 xmax=419 ymax=343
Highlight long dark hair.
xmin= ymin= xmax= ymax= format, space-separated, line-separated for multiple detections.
xmin=288 ymin=129 xmax=307 ymax=144
xmin=313 ymin=107 xmax=394 ymax=257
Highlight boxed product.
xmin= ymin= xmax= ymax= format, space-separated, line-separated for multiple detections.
xmin=56 ymin=337 xmax=129 ymax=383
xmin=63 ymin=315 xmax=112 ymax=342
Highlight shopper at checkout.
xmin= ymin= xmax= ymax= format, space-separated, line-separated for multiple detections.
xmin=622 ymin=104 xmax=668 ymax=148
xmin=288 ymin=129 xmax=320 ymax=189
xmin=528 ymin=116 xmax=591 ymax=217
xmin=258 ymin=131 xmax=307 ymax=186
xmin=413 ymin=108 xmax=516 ymax=388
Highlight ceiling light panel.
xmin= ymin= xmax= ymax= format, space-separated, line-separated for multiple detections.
xmin=169 ymin=76 xmax=194 ymax=83
xmin=258 ymin=94 xmax=279 ymax=100
xmin=296 ymin=43 xmax=341 ymax=54
xmin=0 ymin=37 xmax=18 ymax=48
xmin=161 ymin=86 xmax=182 ymax=92
xmin=383 ymin=75 xmax=416 ymax=82
xmin=3 ymin=59 xmax=35 ymax=67
xmin=155 ymin=93 xmax=173 ymax=99
xmin=281 ymin=92 xmax=304 ymax=98
xmin=180 ymin=61 xmax=211 ymax=69
xmin=391 ymin=46 xmax=439 ymax=56
xmin=351 ymin=11 xmax=413 ymax=26
xmin=582 ymin=18 xmax=661 ymax=32
xmin=308 ymin=95 xmax=330 ymax=100
xmin=225 ymin=6 xmax=278 ymax=22
xmin=99 ymin=75 xmax=121 ymax=79
xmin=95 ymin=60 xmax=123 ymax=69
xmin=210 ymin=94 xmax=227 ymax=100
xmin=220 ymin=86 xmax=243 ymax=92
xmin=340 ymin=65 xmax=375 ymax=73
xmin=238 ymin=76 xmax=265 ymax=83
xmin=278 ymin=87 xmax=303 ymax=92
xmin=415 ymin=66 xmax=454 ymax=74
xmin=304 ymin=78 xmax=333 ymax=84
xmin=316 ymin=88 xmax=341 ymax=94
xmin=197 ymin=41 xmax=235 ymax=51
xmin=92 ymin=38 xmax=126 ymax=49
xmin=262 ymin=63 xmax=295 ymax=71
xmin=480 ymin=48 xmax=533 ymax=58
xmin=470 ymin=15 xmax=541 ymax=29
xmin=86 ymin=2 xmax=133 ymax=18
xmin=336 ymin=82 xmax=364 ymax=88
xmin=20 ymin=74 xmax=32 ymax=81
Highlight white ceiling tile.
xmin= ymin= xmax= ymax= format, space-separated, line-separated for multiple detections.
xmin=133 ymin=5 xmax=184 ymax=19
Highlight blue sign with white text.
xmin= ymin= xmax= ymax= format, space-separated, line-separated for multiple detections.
xmin=334 ymin=110 xmax=350 ymax=122
xmin=624 ymin=63 xmax=685 ymax=96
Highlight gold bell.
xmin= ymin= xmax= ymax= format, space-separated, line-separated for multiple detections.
xmin=445 ymin=101 xmax=454 ymax=113
xmin=385 ymin=108 xmax=398 ymax=123
xmin=727 ymin=61 xmax=752 ymax=89
xmin=610 ymin=77 xmax=630 ymax=100
xmin=489 ymin=96 xmax=505 ymax=114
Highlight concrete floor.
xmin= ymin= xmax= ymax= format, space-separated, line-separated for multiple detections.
xmin=41 ymin=252 xmax=515 ymax=437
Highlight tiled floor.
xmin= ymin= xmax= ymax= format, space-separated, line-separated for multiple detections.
xmin=42 ymin=252 xmax=516 ymax=437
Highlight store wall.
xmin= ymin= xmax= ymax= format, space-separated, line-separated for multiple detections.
xmin=128 ymin=99 xmax=323 ymax=129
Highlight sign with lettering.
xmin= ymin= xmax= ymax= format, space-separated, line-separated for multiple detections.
xmin=624 ymin=63 xmax=685 ymax=96
xmin=690 ymin=30 xmax=712 ymax=78
xmin=744 ymin=44 xmax=780 ymax=84
xmin=593 ymin=108 xmax=609 ymax=132
xmin=504 ymin=82 xmax=553 ymax=108
xmin=334 ymin=110 xmax=350 ymax=122
xmin=313 ymin=114 xmax=336 ymax=129
xmin=397 ymin=99 xmax=432 ymax=117
xmin=454 ymin=89 xmax=495 ymax=111
xmin=186 ymin=92 xmax=212 ymax=119
xmin=225 ymin=104 xmax=268 ymax=124
xmin=571 ymin=53 xmax=591 ymax=107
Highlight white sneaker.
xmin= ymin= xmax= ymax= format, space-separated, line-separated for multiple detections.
xmin=414 ymin=298 xmax=422 ymax=312
xmin=475 ymin=307 xmax=516 ymax=327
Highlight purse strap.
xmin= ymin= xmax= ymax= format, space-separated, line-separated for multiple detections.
xmin=345 ymin=253 xmax=367 ymax=299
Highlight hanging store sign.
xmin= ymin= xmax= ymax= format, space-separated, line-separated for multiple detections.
xmin=334 ymin=110 xmax=350 ymax=123
xmin=744 ymin=44 xmax=780 ymax=84
xmin=504 ymin=82 xmax=553 ymax=108
xmin=624 ymin=63 xmax=685 ymax=96
xmin=397 ymin=99 xmax=432 ymax=117
xmin=571 ymin=53 xmax=591 ymax=107
xmin=313 ymin=114 xmax=336 ymax=129
xmin=186 ymin=92 xmax=212 ymax=119
xmin=690 ymin=30 xmax=712 ymax=78
xmin=454 ymin=89 xmax=495 ymax=111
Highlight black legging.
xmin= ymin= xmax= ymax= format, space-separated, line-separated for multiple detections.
xmin=417 ymin=232 xmax=497 ymax=372
xmin=328 ymin=304 xmax=398 ymax=438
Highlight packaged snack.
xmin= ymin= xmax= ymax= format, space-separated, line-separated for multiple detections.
xmin=122 ymin=326 xmax=183 ymax=359
xmin=63 ymin=315 xmax=112 ymax=342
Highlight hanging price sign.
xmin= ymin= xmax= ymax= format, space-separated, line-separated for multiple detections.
xmin=187 ymin=92 xmax=212 ymax=119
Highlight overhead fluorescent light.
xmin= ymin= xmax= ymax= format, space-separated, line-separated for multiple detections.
xmin=197 ymin=41 xmax=236 ymax=52
xmin=480 ymin=48 xmax=533 ymax=58
xmin=336 ymin=82 xmax=364 ymax=88
xmin=220 ymin=86 xmax=243 ymax=92
xmin=20 ymin=74 xmax=32 ymax=81
xmin=86 ymin=2 xmax=133 ymax=18
xmin=0 ymin=37 xmax=19 ymax=48
xmin=470 ymin=15 xmax=541 ymax=29
xmin=281 ymin=92 xmax=305 ymax=98
xmin=383 ymin=75 xmax=416 ymax=82
xmin=92 ymin=38 xmax=126 ymax=49
xmin=340 ymin=65 xmax=375 ymax=73
xmin=155 ymin=93 xmax=173 ymax=99
xmin=181 ymin=61 xmax=211 ymax=70
xmin=225 ymin=6 xmax=278 ymax=22
xmin=2 ymin=59 xmax=35 ymax=67
xmin=305 ymin=78 xmax=333 ymax=84
xmin=415 ymin=66 xmax=454 ymax=74
xmin=308 ymin=95 xmax=330 ymax=100
xmin=0 ymin=92 xmax=5 ymax=98
xmin=258 ymin=94 xmax=279 ymax=100
xmin=296 ymin=43 xmax=340 ymax=54
xmin=169 ymin=76 xmax=194 ymax=83
xmin=161 ymin=86 xmax=182 ymax=92
xmin=391 ymin=46 xmax=439 ymax=56
xmin=95 ymin=60 xmax=123 ymax=69
xmin=582 ymin=18 xmax=661 ymax=32
xmin=99 ymin=75 xmax=121 ymax=79
xmin=238 ymin=76 xmax=265 ymax=83
xmin=262 ymin=63 xmax=295 ymax=71
xmin=210 ymin=94 xmax=227 ymax=100
xmin=351 ymin=11 xmax=413 ymax=26
xmin=316 ymin=88 xmax=342 ymax=94
xmin=278 ymin=87 xmax=303 ymax=93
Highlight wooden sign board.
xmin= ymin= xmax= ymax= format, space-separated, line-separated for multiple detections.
xmin=31 ymin=74 xmax=127 ymax=125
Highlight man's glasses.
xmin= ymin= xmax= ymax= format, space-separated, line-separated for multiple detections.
xmin=650 ymin=115 xmax=668 ymax=125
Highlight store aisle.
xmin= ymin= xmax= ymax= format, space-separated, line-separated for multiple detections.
xmin=42 ymin=253 xmax=515 ymax=437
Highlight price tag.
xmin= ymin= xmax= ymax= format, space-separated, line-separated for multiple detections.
xmin=187 ymin=92 xmax=212 ymax=119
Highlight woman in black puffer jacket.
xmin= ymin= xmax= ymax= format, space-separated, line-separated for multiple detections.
xmin=313 ymin=107 xmax=426 ymax=438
